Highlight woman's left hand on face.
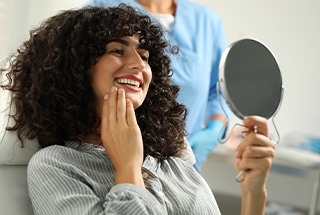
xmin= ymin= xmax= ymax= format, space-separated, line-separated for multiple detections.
xmin=235 ymin=116 xmax=275 ymax=194
xmin=100 ymin=87 xmax=144 ymax=172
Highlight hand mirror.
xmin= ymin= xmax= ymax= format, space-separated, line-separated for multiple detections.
xmin=218 ymin=38 xmax=284 ymax=144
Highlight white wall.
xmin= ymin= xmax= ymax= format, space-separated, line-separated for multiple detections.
xmin=0 ymin=0 xmax=87 ymax=58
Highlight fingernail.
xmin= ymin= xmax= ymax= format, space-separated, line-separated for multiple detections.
xmin=103 ymin=94 xmax=109 ymax=100
xmin=118 ymin=88 xmax=124 ymax=95
xmin=110 ymin=87 xmax=117 ymax=94
xmin=253 ymin=125 xmax=258 ymax=133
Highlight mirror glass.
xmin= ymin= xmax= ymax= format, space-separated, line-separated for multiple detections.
xmin=219 ymin=38 xmax=283 ymax=120
xmin=218 ymin=38 xmax=284 ymax=182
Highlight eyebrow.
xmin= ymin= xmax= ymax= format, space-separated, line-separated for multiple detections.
xmin=108 ymin=38 xmax=129 ymax=46
xmin=107 ymin=38 xmax=146 ymax=50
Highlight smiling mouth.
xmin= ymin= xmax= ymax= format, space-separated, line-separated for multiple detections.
xmin=115 ymin=78 xmax=141 ymax=88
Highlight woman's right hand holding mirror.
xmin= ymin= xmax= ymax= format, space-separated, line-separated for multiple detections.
xmin=235 ymin=116 xmax=275 ymax=215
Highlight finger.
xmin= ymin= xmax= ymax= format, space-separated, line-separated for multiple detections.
xmin=237 ymin=157 xmax=273 ymax=173
xmin=101 ymin=93 xmax=109 ymax=135
xmin=242 ymin=132 xmax=274 ymax=148
xmin=241 ymin=145 xmax=275 ymax=159
xmin=243 ymin=116 xmax=268 ymax=137
xmin=236 ymin=133 xmax=275 ymax=157
xmin=108 ymin=87 xmax=118 ymax=123
xmin=117 ymin=88 xmax=127 ymax=125
xmin=126 ymin=99 xmax=137 ymax=127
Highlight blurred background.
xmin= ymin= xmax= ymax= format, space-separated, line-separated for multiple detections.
xmin=1 ymin=0 xmax=319 ymax=214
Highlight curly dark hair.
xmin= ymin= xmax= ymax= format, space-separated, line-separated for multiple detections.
xmin=1 ymin=4 xmax=187 ymax=160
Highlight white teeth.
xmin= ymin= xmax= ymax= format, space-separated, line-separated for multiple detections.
xmin=116 ymin=78 xmax=140 ymax=87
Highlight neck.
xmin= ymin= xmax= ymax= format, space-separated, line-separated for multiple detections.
xmin=137 ymin=0 xmax=176 ymax=15
xmin=83 ymin=133 xmax=102 ymax=146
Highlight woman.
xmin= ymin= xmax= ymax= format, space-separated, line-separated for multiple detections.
xmin=87 ymin=0 xmax=233 ymax=172
xmin=1 ymin=5 xmax=274 ymax=215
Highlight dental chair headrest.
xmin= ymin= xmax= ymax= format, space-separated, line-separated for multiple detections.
xmin=0 ymin=61 xmax=38 ymax=165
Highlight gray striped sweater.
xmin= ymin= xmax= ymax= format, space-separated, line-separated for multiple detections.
xmin=27 ymin=141 xmax=221 ymax=215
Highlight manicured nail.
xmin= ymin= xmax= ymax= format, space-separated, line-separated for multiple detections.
xmin=110 ymin=87 xmax=117 ymax=94
xmin=103 ymin=94 xmax=109 ymax=100
xmin=118 ymin=88 xmax=124 ymax=95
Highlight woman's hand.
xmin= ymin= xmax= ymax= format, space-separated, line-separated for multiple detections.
xmin=100 ymin=87 xmax=144 ymax=188
xmin=235 ymin=116 xmax=275 ymax=215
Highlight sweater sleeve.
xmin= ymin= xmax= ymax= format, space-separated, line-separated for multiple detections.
xmin=27 ymin=147 xmax=162 ymax=215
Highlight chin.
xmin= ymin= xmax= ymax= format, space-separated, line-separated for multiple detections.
xmin=132 ymin=101 xmax=143 ymax=110
xmin=125 ymin=93 xmax=145 ymax=110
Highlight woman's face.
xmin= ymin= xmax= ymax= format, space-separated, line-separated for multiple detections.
xmin=91 ymin=35 xmax=152 ymax=112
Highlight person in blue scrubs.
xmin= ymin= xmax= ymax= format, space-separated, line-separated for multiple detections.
xmin=87 ymin=0 xmax=232 ymax=172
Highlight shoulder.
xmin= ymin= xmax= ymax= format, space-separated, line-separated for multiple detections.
xmin=166 ymin=156 xmax=196 ymax=174
xmin=27 ymin=145 xmax=71 ymax=169
xmin=27 ymin=145 xmax=74 ymax=185
xmin=28 ymin=142 xmax=110 ymax=174
xmin=180 ymin=0 xmax=223 ymax=22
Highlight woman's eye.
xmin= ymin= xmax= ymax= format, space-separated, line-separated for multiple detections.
xmin=140 ymin=52 xmax=149 ymax=62
xmin=110 ymin=49 xmax=123 ymax=55
xmin=141 ymin=55 xmax=149 ymax=62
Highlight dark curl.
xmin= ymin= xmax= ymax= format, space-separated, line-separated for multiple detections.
xmin=1 ymin=5 xmax=187 ymax=160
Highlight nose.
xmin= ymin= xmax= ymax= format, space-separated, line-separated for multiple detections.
xmin=126 ymin=50 xmax=146 ymax=72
